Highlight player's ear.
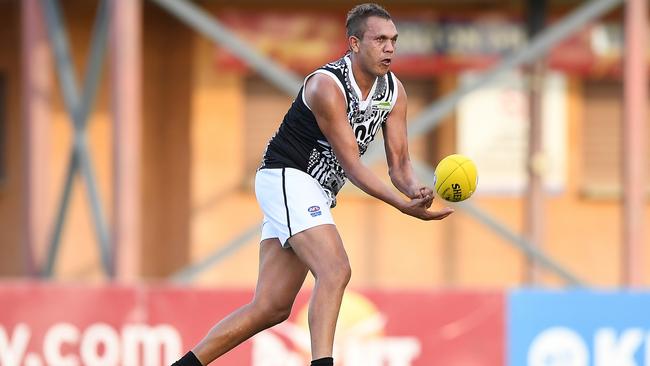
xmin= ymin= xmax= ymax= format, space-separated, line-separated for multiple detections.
xmin=348 ymin=35 xmax=360 ymax=53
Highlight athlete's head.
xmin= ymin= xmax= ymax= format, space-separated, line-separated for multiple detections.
xmin=346 ymin=3 xmax=397 ymax=77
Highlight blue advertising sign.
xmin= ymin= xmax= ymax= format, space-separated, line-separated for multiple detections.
xmin=509 ymin=290 xmax=650 ymax=366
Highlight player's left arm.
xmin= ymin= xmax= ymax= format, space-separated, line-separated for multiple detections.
xmin=383 ymin=77 xmax=434 ymax=207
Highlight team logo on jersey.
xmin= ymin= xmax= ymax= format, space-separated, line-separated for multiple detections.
xmin=372 ymin=100 xmax=392 ymax=111
xmin=308 ymin=206 xmax=322 ymax=217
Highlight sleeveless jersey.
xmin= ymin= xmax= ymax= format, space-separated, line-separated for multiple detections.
xmin=260 ymin=53 xmax=399 ymax=207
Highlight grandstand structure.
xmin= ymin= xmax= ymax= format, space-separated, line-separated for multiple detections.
xmin=0 ymin=0 xmax=647 ymax=288
xmin=0 ymin=1 xmax=648 ymax=365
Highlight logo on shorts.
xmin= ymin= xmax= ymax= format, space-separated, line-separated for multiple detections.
xmin=308 ymin=206 xmax=322 ymax=217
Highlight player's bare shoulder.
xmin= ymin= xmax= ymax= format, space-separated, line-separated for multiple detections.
xmin=304 ymin=73 xmax=347 ymax=113
xmin=385 ymin=73 xmax=407 ymax=119
xmin=393 ymin=74 xmax=407 ymax=107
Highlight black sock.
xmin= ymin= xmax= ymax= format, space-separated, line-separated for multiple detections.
xmin=172 ymin=351 xmax=203 ymax=366
xmin=311 ymin=357 xmax=334 ymax=366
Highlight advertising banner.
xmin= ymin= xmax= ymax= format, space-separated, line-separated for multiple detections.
xmin=211 ymin=10 xmax=640 ymax=76
xmin=0 ymin=283 xmax=504 ymax=366
xmin=508 ymin=290 xmax=650 ymax=366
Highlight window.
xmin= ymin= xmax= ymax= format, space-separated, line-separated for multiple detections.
xmin=582 ymin=80 xmax=650 ymax=198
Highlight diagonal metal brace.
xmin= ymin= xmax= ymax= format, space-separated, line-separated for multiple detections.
xmin=170 ymin=226 xmax=260 ymax=284
xmin=41 ymin=0 xmax=113 ymax=277
xmin=411 ymin=160 xmax=584 ymax=286
xmin=150 ymin=0 xmax=302 ymax=96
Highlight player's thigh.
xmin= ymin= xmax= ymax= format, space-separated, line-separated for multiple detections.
xmin=287 ymin=224 xmax=350 ymax=278
xmin=253 ymin=238 xmax=309 ymax=308
xmin=255 ymin=167 xmax=335 ymax=248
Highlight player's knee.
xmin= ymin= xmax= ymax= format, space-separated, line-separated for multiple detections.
xmin=252 ymin=299 xmax=293 ymax=327
xmin=318 ymin=260 xmax=351 ymax=290
xmin=269 ymin=307 xmax=292 ymax=326
xmin=264 ymin=306 xmax=292 ymax=327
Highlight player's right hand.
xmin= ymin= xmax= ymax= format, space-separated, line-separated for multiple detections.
xmin=399 ymin=196 xmax=454 ymax=221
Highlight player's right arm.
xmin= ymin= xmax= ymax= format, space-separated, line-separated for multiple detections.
xmin=304 ymin=74 xmax=451 ymax=221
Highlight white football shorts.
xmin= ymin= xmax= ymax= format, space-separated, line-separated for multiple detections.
xmin=255 ymin=167 xmax=336 ymax=248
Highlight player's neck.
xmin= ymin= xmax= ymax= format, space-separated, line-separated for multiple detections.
xmin=349 ymin=54 xmax=376 ymax=100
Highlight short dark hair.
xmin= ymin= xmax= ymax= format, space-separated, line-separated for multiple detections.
xmin=346 ymin=3 xmax=392 ymax=39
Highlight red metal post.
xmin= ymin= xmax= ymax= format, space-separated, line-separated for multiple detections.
xmin=111 ymin=0 xmax=142 ymax=281
xmin=622 ymin=0 xmax=647 ymax=286
xmin=21 ymin=0 xmax=52 ymax=276
xmin=525 ymin=0 xmax=547 ymax=284
xmin=526 ymin=60 xmax=546 ymax=284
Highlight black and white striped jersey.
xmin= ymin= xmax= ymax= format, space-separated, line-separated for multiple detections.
xmin=260 ymin=53 xmax=399 ymax=207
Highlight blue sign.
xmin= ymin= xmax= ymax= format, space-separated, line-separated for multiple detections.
xmin=509 ymin=290 xmax=650 ymax=366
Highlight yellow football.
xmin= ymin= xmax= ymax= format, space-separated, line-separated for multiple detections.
xmin=433 ymin=154 xmax=478 ymax=202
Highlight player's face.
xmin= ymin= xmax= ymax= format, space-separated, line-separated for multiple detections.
xmin=354 ymin=16 xmax=398 ymax=76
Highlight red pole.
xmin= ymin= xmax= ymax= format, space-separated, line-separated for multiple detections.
xmin=21 ymin=0 xmax=52 ymax=276
xmin=526 ymin=61 xmax=546 ymax=284
xmin=525 ymin=0 xmax=547 ymax=285
xmin=622 ymin=0 xmax=647 ymax=286
xmin=111 ymin=0 xmax=142 ymax=281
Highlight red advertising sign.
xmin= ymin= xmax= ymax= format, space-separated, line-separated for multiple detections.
xmin=211 ymin=10 xmax=640 ymax=77
xmin=0 ymin=283 xmax=504 ymax=366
